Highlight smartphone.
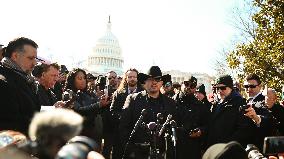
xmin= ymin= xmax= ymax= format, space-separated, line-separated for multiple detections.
xmin=263 ymin=136 xmax=284 ymax=155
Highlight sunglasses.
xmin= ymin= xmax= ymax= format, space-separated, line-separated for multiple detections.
xmin=165 ymin=82 xmax=172 ymax=87
xmin=244 ymin=85 xmax=258 ymax=89
xmin=184 ymin=82 xmax=196 ymax=89
xmin=147 ymin=77 xmax=161 ymax=82
xmin=216 ymin=86 xmax=227 ymax=90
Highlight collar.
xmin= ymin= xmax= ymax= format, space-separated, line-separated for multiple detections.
xmin=128 ymin=87 xmax=137 ymax=94
xmin=1 ymin=57 xmax=26 ymax=74
xmin=250 ymin=91 xmax=262 ymax=101
xmin=1 ymin=57 xmax=35 ymax=84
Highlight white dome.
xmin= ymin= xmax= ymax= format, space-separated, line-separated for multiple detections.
xmin=97 ymin=31 xmax=120 ymax=47
xmin=88 ymin=18 xmax=124 ymax=75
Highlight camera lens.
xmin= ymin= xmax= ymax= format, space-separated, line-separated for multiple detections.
xmin=55 ymin=136 xmax=99 ymax=159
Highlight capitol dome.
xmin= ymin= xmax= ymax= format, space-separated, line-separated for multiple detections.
xmin=88 ymin=17 xmax=124 ymax=75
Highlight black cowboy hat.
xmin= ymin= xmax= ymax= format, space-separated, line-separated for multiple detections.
xmin=60 ymin=65 xmax=69 ymax=74
xmin=162 ymin=74 xmax=172 ymax=86
xmin=138 ymin=66 xmax=169 ymax=84
xmin=196 ymin=84 xmax=206 ymax=96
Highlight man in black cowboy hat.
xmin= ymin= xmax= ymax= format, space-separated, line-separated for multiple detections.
xmin=172 ymin=76 xmax=210 ymax=159
xmin=119 ymin=66 xmax=177 ymax=159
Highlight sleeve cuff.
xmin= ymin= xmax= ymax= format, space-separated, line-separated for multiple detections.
xmin=253 ymin=115 xmax=261 ymax=127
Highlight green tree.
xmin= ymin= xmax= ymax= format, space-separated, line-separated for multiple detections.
xmin=227 ymin=0 xmax=284 ymax=92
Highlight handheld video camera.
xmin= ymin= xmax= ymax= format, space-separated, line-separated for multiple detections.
xmin=56 ymin=136 xmax=99 ymax=159
xmin=263 ymin=136 xmax=284 ymax=156
xmin=62 ymin=89 xmax=81 ymax=109
xmin=95 ymin=75 xmax=106 ymax=91
xmin=239 ymin=104 xmax=253 ymax=114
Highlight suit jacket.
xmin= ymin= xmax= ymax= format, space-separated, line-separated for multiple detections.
xmin=207 ymin=91 xmax=254 ymax=147
xmin=37 ymin=84 xmax=58 ymax=106
xmin=109 ymin=86 xmax=144 ymax=159
xmin=119 ymin=90 xmax=177 ymax=158
xmin=172 ymin=92 xmax=210 ymax=159
xmin=0 ymin=65 xmax=40 ymax=134
xmin=269 ymin=103 xmax=284 ymax=135
xmin=110 ymin=86 xmax=144 ymax=126
xmin=247 ymin=93 xmax=275 ymax=150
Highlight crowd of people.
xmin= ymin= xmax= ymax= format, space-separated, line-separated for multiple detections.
xmin=0 ymin=37 xmax=284 ymax=159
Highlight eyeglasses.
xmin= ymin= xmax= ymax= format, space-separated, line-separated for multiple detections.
xmin=244 ymin=85 xmax=258 ymax=89
xmin=216 ymin=86 xmax=227 ymax=91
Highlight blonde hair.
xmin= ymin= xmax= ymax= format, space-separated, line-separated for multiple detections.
xmin=29 ymin=109 xmax=83 ymax=142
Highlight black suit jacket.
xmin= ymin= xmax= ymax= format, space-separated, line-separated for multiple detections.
xmin=110 ymin=86 xmax=144 ymax=126
xmin=37 ymin=84 xmax=58 ymax=106
xmin=207 ymin=91 xmax=254 ymax=147
xmin=119 ymin=90 xmax=177 ymax=157
xmin=270 ymin=103 xmax=284 ymax=135
xmin=172 ymin=92 xmax=210 ymax=159
xmin=248 ymin=93 xmax=276 ymax=149
xmin=0 ymin=65 xmax=40 ymax=134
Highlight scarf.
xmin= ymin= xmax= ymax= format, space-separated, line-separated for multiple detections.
xmin=1 ymin=57 xmax=37 ymax=92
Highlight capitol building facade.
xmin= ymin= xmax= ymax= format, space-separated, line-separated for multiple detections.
xmin=82 ymin=17 xmax=214 ymax=89
xmin=87 ymin=17 xmax=124 ymax=75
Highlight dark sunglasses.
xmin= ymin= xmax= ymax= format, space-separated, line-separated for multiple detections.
xmin=147 ymin=77 xmax=161 ymax=82
xmin=164 ymin=82 xmax=172 ymax=87
xmin=244 ymin=85 xmax=258 ymax=89
xmin=184 ymin=82 xmax=196 ymax=89
xmin=216 ymin=86 xmax=227 ymax=90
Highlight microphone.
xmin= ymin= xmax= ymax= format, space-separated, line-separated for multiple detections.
xmin=170 ymin=120 xmax=177 ymax=147
xmin=156 ymin=113 xmax=163 ymax=125
xmin=122 ymin=109 xmax=147 ymax=159
xmin=130 ymin=109 xmax=147 ymax=137
xmin=147 ymin=122 xmax=157 ymax=132
xmin=158 ymin=114 xmax=172 ymax=137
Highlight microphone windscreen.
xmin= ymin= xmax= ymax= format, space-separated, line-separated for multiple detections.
xmin=147 ymin=122 xmax=157 ymax=131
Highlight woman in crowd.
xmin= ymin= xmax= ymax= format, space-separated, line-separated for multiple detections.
xmin=64 ymin=68 xmax=109 ymax=149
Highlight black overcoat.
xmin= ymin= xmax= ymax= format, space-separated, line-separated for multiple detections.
xmin=0 ymin=65 xmax=40 ymax=134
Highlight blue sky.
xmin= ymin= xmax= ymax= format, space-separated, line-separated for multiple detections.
xmin=0 ymin=0 xmax=242 ymax=75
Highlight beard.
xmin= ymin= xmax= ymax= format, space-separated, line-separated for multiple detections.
xmin=128 ymin=81 xmax=137 ymax=87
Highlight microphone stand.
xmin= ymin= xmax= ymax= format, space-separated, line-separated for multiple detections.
xmin=122 ymin=109 xmax=147 ymax=159
xmin=164 ymin=130 xmax=169 ymax=159
xmin=170 ymin=120 xmax=177 ymax=159
xmin=150 ymin=129 xmax=159 ymax=159
xmin=149 ymin=113 xmax=163 ymax=159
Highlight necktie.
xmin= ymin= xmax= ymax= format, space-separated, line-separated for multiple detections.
xmin=247 ymin=97 xmax=253 ymax=103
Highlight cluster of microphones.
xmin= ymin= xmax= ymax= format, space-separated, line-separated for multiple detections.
xmin=129 ymin=109 xmax=177 ymax=146
xmin=122 ymin=109 xmax=178 ymax=159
